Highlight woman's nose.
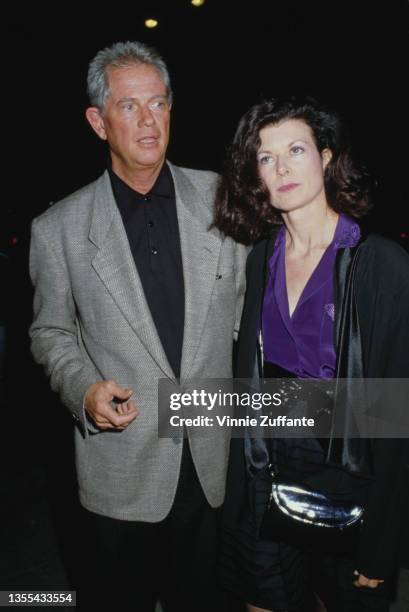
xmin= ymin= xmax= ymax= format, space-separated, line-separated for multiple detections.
xmin=277 ymin=158 xmax=290 ymax=176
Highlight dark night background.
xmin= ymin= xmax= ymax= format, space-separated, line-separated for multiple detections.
xmin=3 ymin=1 xmax=409 ymax=245
xmin=1 ymin=0 xmax=408 ymax=607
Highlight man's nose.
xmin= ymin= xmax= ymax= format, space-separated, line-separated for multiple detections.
xmin=138 ymin=106 xmax=155 ymax=127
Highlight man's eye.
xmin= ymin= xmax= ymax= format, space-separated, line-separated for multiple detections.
xmin=123 ymin=104 xmax=133 ymax=111
xmin=151 ymin=100 xmax=166 ymax=110
xmin=291 ymin=146 xmax=304 ymax=154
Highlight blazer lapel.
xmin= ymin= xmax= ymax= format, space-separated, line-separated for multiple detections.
xmin=88 ymin=172 xmax=175 ymax=379
xmin=169 ymin=164 xmax=222 ymax=379
xmin=328 ymin=241 xmax=373 ymax=476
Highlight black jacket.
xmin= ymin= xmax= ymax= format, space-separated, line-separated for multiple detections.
xmin=225 ymin=231 xmax=409 ymax=578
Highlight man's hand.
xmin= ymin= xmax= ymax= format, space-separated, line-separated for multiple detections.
xmin=353 ymin=570 xmax=385 ymax=589
xmin=84 ymin=380 xmax=138 ymax=430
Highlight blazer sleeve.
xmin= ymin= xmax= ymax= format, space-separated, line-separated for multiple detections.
xmin=355 ymin=251 xmax=409 ymax=579
xmin=356 ymin=438 xmax=409 ymax=579
xmin=29 ymin=217 xmax=101 ymax=437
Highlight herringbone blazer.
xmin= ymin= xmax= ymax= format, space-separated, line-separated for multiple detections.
xmin=29 ymin=162 xmax=247 ymax=521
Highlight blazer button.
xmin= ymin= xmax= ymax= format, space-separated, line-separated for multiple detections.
xmin=172 ymin=437 xmax=182 ymax=445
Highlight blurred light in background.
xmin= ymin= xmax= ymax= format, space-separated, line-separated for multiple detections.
xmin=191 ymin=0 xmax=205 ymax=6
xmin=145 ymin=19 xmax=158 ymax=28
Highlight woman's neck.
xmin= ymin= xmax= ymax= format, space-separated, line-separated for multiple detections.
xmin=282 ymin=206 xmax=339 ymax=257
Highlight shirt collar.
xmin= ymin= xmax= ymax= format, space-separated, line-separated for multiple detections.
xmin=333 ymin=213 xmax=361 ymax=249
xmin=108 ymin=161 xmax=175 ymax=204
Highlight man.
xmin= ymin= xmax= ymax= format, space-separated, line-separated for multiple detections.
xmin=29 ymin=41 xmax=246 ymax=611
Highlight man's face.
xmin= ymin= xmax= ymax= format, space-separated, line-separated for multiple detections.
xmin=87 ymin=63 xmax=171 ymax=177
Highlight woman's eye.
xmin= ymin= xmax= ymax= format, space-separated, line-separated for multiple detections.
xmin=291 ymin=145 xmax=304 ymax=154
xmin=258 ymin=155 xmax=275 ymax=165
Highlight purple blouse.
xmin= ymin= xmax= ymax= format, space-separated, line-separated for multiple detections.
xmin=262 ymin=214 xmax=361 ymax=379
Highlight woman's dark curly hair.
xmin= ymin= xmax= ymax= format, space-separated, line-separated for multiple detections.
xmin=214 ymin=96 xmax=372 ymax=245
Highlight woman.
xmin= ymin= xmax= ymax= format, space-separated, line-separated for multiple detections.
xmin=214 ymin=97 xmax=409 ymax=612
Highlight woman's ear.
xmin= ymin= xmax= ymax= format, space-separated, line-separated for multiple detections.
xmin=322 ymin=148 xmax=333 ymax=170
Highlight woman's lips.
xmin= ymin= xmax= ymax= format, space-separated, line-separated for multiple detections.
xmin=277 ymin=183 xmax=300 ymax=192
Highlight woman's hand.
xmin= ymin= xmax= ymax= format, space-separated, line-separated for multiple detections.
xmin=353 ymin=570 xmax=384 ymax=589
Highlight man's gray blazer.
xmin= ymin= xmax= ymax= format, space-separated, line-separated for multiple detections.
xmin=29 ymin=162 xmax=247 ymax=521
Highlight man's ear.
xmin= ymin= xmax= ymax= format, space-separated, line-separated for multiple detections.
xmin=85 ymin=107 xmax=107 ymax=140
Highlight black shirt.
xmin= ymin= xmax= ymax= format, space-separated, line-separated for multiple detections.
xmin=109 ymin=163 xmax=185 ymax=378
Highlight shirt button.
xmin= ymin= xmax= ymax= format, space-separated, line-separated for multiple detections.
xmin=148 ymin=220 xmax=154 ymax=228
xmin=294 ymin=367 xmax=302 ymax=375
xmin=143 ymin=195 xmax=151 ymax=202
xmin=151 ymin=247 xmax=158 ymax=255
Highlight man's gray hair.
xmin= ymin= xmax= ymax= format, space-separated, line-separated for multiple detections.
xmin=87 ymin=40 xmax=173 ymax=110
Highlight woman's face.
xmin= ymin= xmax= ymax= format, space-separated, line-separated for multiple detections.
xmin=257 ymin=118 xmax=331 ymax=214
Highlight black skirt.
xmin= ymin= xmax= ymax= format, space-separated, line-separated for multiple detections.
xmin=219 ymin=469 xmax=316 ymax=611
